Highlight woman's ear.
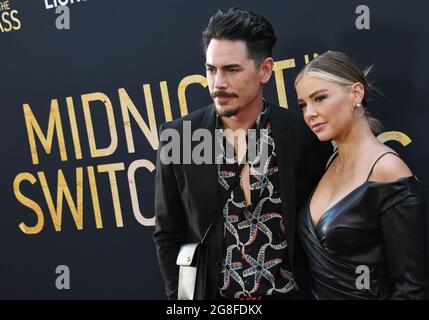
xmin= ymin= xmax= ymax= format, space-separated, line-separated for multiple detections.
xmin=260 ymin=57 xmax=274 ymax=84
xmin=351 ymin=82 xmax=365 ymax=103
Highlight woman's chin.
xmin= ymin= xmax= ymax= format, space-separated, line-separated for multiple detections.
xmin=314 ymin=132 xmax=333 ymax=142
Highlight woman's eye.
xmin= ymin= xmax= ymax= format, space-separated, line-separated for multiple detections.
xmin=298 ymin=103 xmax=306 ymax=110
xmin=315 ymin=95 xmax=326 ymax=103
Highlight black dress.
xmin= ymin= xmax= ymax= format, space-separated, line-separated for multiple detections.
xmin=298 ymin=152 xmax=429 ymax=299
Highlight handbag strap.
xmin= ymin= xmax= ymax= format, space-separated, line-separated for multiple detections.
xmin=200 ymin=163 xmax=244 ymax=244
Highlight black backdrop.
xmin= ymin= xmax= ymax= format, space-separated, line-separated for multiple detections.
xmin=1 ymin=0 xmax=428 ymax=299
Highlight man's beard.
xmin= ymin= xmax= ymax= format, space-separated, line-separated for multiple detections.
xmin=215 ymin=104 xmax=239 ymax=117
xmin=211 ymin=90 xmax=239 ymax=117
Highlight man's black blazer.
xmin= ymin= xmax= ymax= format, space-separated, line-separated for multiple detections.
xmin=153 ymin=103 xmax=332 ymax=299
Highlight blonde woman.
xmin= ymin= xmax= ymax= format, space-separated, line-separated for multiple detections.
xmin=295 ymin=51 xmax=428 ymax=299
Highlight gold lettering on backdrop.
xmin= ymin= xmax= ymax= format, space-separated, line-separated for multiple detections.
xmin=178 ymin=75 xmax=208 ymax=116
xmin=23 ymin=100 xmax=68 ymax=165
xmin=97 ymin=163 xmax=125 ymax=228
xmin=119 ymin=86 xmax=159 ymax=154
xmin=82 ymin=92 xmax=118 ymax=158
xmin=66 ymin=96 xmax=83 ymax=160
xmin=160 ymin=81 xmax=173 ymax=122
xmin=13 ymin=162 xmax=152 ymax=234
xmin=38 ymin=168 xmax=84 ymax=232
xmin=87 ymin=166 xmax=103 ymax=229
xmin=128 ymin=159 xmax=156 ymax=226
xmin=273 ymin=59 xmax=296 ymax=108
xmin=377 ymin=131 xmax=412 ymax=146
xmin=304 ymin=53 xmax=319 ymax=65
xmin=14 ymin=172 xmax=45 ymax=235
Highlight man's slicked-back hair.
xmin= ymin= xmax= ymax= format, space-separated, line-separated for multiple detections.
xmin=202 ymin=8 xmax=277 ymax=64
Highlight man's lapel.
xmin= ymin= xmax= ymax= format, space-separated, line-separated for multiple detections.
xmin=269 ymin=106 xmax=297 ymax=257
xmin=192 ymin=104 xmax=224 ymax=234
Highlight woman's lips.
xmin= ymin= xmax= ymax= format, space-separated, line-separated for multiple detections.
xmin=312 ymin=122 xmax=327 ymax=132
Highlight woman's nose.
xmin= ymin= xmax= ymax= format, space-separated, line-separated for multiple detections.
xmin=305 ymin=104 xmax=318 ymax=118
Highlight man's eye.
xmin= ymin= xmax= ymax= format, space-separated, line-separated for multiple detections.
xmin=227 ymin=69 xmax=238 ymax=73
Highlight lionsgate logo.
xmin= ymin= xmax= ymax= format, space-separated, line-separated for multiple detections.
xmin=159 ymin=121 xmax=269 ymax=169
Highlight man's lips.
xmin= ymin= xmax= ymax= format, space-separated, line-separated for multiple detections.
xmin=215 ymin=96 xmax=234 ymax=103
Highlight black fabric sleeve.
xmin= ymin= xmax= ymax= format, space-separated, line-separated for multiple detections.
xmin=380 ymin=178 xmax=429 ymax=299
xmin=152 ymin=123 xmax=187 ymax=300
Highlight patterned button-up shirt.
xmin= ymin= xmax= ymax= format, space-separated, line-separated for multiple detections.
xmin=216 ymin=104 xmax=297 ymax=299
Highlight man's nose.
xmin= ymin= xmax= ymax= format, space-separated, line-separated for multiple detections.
xmin=214 ymin=72 xmax=227 ymax=89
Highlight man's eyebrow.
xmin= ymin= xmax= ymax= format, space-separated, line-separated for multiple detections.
xmin=222 ymin=64 xmax=242 ymax=68
xmin=204 ymin=63 xmax=242 ymax=69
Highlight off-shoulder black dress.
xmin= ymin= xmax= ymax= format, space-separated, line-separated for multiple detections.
xmin=298 ymin=152 xmax=429 ymax=299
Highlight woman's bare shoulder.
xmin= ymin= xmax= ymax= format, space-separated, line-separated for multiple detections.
xmin=369 ymin=147 xmax=413 ymax=182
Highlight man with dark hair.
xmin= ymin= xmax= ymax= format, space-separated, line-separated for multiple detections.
xmin=202 ymin=7 xmax=277 ymax=65
xmin=153 ymin=7 xmax=332 ymax=300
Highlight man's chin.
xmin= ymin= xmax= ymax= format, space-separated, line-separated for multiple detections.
xmin=215 ymin=104 xmax=239 ymax=117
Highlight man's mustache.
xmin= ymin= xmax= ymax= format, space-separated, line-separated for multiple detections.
xmin=211 ymin=91 xmax=239 ymax=99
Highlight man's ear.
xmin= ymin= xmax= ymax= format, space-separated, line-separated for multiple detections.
xmin=259 ymin=57 xmax=274 ymax=84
